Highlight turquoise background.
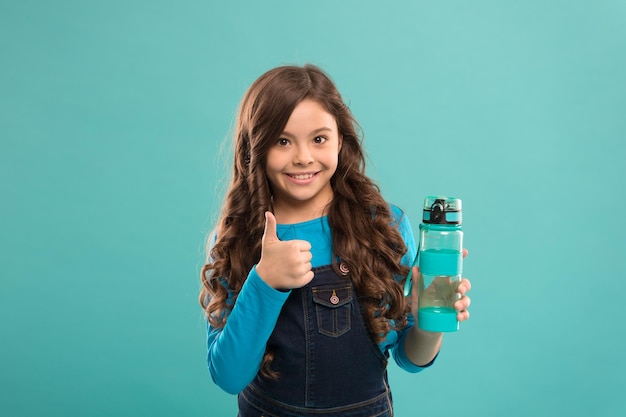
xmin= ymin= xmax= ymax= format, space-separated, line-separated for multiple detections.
xmin=2 ymin=1 xmax=625 ymax=416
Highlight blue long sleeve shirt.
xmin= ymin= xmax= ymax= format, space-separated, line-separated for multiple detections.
xmin=206 ymin=206 xmax=434 ymax=394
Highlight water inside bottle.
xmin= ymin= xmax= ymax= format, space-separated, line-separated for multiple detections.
xmin=418 ymin=273 xmax=460 ymax=307
xmin=417 ymin=271 xmax=461 ymax=332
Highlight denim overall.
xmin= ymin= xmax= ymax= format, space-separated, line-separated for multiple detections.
xmin=238 ymin=265 xmax=393 ymax=417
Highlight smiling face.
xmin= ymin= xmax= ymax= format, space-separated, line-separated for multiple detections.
xmin=265 ymin=99 xmax=342 ymax=222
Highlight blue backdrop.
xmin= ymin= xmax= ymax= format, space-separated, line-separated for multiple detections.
xmin=2 ymin=1 xmax=625 ymax=416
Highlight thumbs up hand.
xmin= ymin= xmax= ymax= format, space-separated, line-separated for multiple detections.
xmin=255 ymin=212 xmax=314 ymax=290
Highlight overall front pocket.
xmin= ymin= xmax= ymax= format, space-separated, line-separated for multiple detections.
xmin=311 ymin=285 xmax=353 ymax=338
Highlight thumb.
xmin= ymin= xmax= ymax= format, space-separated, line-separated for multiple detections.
xmin=262 ymin=211 xmax=279 ymax=244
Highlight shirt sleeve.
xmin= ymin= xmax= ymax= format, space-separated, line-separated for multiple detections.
xmin=389 ymin=205 xmax=438 ymax=373
xmin=207 ymin=266 xmax=291 ymax=394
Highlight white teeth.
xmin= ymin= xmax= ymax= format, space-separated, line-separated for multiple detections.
xmin=290 ymin=174 xmax=314 ymax=180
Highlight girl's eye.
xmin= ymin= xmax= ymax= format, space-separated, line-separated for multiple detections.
xmin=277 ymin=138 xmax=290 ymax=146
xmin=313 ymin=136 xmax=327 ymax=144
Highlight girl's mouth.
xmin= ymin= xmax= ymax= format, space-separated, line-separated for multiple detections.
xmin=285 ymin=172 xmax=319 ymax=184
xmin=287 ymin=173 xmax=316 ymax=180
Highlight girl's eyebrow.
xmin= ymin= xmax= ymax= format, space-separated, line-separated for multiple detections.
xmin=280 ymin=127 xmax=333 ymax=138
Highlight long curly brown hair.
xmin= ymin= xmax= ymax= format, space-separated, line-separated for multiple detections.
xmin=200 ymin=64 xmax=410 ymax=375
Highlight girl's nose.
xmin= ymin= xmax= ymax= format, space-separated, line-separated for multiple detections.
xmin=293 ymin=145 xmax=314 ymax=165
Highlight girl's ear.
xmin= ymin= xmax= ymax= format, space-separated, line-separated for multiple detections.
xmin=338 ymin=134 xmax=343 ymax=153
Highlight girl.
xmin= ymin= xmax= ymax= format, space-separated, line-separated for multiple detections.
xmin=200 ymin=64 xmax=471 ymax=416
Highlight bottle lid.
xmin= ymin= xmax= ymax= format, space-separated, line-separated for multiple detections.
xmin=423 ymin=196 xmax=462 ymax=225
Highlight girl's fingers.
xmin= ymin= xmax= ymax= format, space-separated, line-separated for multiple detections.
xmin=455 ymin=294 xmax=471 ymax=311
xmin=458 ymin=278 xmax=472 ymax=294
xmin=457 ymin=309 xmax=470 ymax=322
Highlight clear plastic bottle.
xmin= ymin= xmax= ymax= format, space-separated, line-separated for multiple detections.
xmin=417 ymin=196 xmax=463 ymax=332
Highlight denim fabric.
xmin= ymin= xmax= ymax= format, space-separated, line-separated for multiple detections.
xmin=238 ymin=384 xmax=392 ymax=417
xmin=238 ymin=266 xmax=393 ymax=416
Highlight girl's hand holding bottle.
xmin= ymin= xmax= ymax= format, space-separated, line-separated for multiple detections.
xmin=256 ymin=212 xmax=315 ymax=290
xmin=409 ymin=249 xmax=472 ymax=329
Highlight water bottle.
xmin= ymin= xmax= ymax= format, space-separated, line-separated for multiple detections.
xmin=416 ymin=196 xmax=463 ymax=332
